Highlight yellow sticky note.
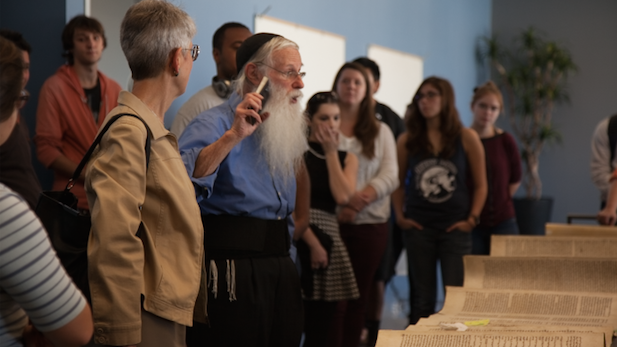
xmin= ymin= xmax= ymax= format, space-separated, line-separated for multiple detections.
xmin=464 ymin=319 xmax=490 ymax=326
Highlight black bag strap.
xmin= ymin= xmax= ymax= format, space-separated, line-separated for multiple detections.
xmin=608 ymin=113 xmax=617 ymax=168
xmin=64 ymin=113 xmax=153 ymax=192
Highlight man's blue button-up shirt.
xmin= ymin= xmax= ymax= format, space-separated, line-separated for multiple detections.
xmin=178 ymin=92 xmax=296 ymax=256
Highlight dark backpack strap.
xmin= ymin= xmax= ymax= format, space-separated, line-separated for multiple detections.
xmin=64 ymin=113 xmax=153 ymax=192
xmin=608 ymin=114 xmax=617 ymax=169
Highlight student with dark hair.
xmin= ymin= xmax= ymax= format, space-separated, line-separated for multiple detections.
xmin=393 ymin=76 xmax=487 ymax=324
xmin=301 ymin=91 xmax=360 ymax=347
xmin=328 ymin=62 xmax=398 ymax=347
xmin=0 ymin=29 xmax=41 ymax=210
xmin=469 ymin=81 xmax=521 ymax=254
xmin=0 ymin=29 xmax=31 ymax=86
xmin=35 ymin=15 xmax=121 ymax=211
xmin=0 ymin=35 xmax=93 ymax=347
xmin=171 ymin=22 xmax=251 ymax=136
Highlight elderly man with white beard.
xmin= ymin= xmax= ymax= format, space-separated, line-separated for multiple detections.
xmin=178 ymin=33 xmax=307 ymax=347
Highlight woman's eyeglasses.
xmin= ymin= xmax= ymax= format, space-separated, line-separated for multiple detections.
xmin=183 ymin=44 xmax=200 ymax=61
xmin=414 ymin=91 xmax=440 ymax=102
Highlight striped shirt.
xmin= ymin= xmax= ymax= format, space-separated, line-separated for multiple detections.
xmin=0 ymin=184 xmax=87 ymax=346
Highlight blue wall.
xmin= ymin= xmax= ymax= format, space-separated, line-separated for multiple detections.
xmin=169 ymin=0 xmax=492 ymax=127
xmin=1 ymin=0 xmax=491 ymax=189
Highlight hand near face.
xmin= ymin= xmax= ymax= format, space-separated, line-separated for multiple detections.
xmin=314 ymin=123 xmax=339 ymax=154
xmin=230 ymin=92 xmax=269 ymax=139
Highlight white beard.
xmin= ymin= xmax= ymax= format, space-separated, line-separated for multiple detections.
xmin=255 ymin=83 xmax=307 ymax=183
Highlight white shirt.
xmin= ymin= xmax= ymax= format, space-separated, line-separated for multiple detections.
xmin=338 ymin=122 xmax=399 ymax=224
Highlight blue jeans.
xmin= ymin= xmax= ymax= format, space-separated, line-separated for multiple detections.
xmin=402 ymin=227 xmax=471 ymax=324
xmin=471 ymin=218 xmax=519 ymax=255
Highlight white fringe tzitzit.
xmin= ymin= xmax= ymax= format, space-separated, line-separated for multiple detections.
xmin=226 ymin=259 xmax=237 ymax=302
xmin=208 ymin=259 xmax=218 ymax=299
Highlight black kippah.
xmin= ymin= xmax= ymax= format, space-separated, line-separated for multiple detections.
xmin=236 ymin=33 xmax=281 ymax=74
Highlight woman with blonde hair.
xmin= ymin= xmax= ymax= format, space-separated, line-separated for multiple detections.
xmin=469 ymin=81 xmax=521 ymax=254
xmin=85 ymin=1 xmax=204 ymax=346
xmin=393 ymin=76 xmax=487 ymax=324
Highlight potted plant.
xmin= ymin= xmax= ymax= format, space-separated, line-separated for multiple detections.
xmin=480 ymin=27 xmax=577 ymax=234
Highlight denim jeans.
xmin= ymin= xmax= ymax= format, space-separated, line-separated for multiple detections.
xmin=402 ymin=226 xmax=472 ymax=324
xmin=471 ymin=218 xmax=519 ymax=255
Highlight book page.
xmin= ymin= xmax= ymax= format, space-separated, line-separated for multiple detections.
xmin=439 ymin=287 xmax=617 ymax=321
xmin=490 ymin=235 xmax=617 ymax=257
xmin=376 ymin=329 xmax=604 ymax=347
xmin=546 ymin=223 xmax=617 ymax=237
xmin=415 ymin=287 xmax=617 ymax=346
xmin=464 ymin=256 xmax=617 ymax=293
xmin=408 ymin=323 xmax=608 ymax=336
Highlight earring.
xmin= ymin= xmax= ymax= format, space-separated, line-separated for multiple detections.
xmin=173 ymin=69 xmax=180 ymax=77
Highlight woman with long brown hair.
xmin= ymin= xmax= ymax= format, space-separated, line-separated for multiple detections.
xmin=392 ymin=76 xmax=487 ymax=324
xmin=328 ymin=62 xmax=398 ymax=347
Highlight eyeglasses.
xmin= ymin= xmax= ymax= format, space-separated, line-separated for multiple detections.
xmin=18 ymin=89 xmax=30 ymax=109
xmin=183 ymin=44 xmax=200 ymax=61
xmin=258 ymin=63 xmax=306 ymax=80
xmin=414 ymin=91 xmax=440 ymax=102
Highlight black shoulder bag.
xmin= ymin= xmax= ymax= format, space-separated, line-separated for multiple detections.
xmin=35 ymin=113 xmax=152 ymax=302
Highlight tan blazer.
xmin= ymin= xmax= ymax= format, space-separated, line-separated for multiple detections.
xmin=86 ymin=91 xmax=204 ymax=345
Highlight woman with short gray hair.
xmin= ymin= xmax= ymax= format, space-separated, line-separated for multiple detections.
xmin=85 ymin=1 xmax=205 ymax=346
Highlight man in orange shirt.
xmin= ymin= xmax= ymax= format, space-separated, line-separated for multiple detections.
xmin=35 ymin=15 xmax=121 ymax=210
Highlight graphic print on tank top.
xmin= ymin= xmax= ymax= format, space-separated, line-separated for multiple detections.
xmin=414 ymin=158 xmax=458 ymax=203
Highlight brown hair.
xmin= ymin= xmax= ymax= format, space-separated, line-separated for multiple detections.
xmin=471 ymin=80 xmax=503 ymax=111
xmin=305 ymin=91 xmax=339 ymax=120
xmin=332 ymin=62 xmax=379 ymax=159
xmin=0 ymin=37 xmax=23 ymax=122
xmin=62 ymin=15 xmax=107 ymax=65
xmin=405 ymin=76 xmax=462 ymax=159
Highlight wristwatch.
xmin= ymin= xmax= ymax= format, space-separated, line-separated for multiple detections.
xmin=468 ymin=214 xmax=480 ymax=227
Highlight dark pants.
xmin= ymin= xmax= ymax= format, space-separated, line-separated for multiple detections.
xmin=201 ymin=257 xmax=302 ymax=346
xmin=303 ymin=300 xmax=338 ymax=347
xmin=187 ymin=215 xmax=303 ymax=347
xmin=471 ymin=218 xmax=519 ymax=255
xmin=328 ymin=223 xmax=388 ymax=347
xmin=402 ymin=227 xmax=472 ymax=324
xmin=375 ymin=209 xmax=405 ymax=283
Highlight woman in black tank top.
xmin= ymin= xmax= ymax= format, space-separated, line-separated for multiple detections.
xmin=298 ymin=92 xmax=360 ymax=347
xmin=392 ymin=77 xmax=487 ymax=324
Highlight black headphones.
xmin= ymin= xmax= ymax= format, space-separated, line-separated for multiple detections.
xmin=212 ymin=76 xmax=232 ymax=99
